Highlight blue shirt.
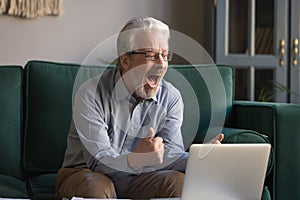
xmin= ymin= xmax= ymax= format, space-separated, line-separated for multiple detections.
xmin=62 ymin=67 xmax=187 ymax=175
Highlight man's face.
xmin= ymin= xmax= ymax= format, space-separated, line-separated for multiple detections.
xmin=121 ymin=31 xmax=170 ymax=100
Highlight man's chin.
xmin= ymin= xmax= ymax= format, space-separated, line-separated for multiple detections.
xmin=145 ymin=84 xmax=159 ymax=99
xmin=135 ymin=86 xmax=157 ymax=100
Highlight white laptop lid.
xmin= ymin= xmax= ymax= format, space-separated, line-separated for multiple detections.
xmin=181 ymin=143 xmax=271 ymax=200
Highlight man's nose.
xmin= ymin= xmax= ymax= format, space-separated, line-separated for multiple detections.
xmin=152 ymin=64 xmax=167 ymax=73
xmin=156 ymin=53 xmax=165 ymax=64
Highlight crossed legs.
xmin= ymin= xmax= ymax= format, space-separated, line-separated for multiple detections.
xmin=56 ymin=168 xmax=184 ymax=199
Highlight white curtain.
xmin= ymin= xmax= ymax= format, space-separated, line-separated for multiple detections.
xmin=0 ymin=0 xmax=62 ymax=19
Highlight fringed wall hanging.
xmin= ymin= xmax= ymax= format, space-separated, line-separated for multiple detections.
xmin=0 ymin=0 xmax=62 ymax=19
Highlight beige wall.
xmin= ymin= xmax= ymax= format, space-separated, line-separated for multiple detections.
xmin=0 ymin=0 xmax=214 ymax=65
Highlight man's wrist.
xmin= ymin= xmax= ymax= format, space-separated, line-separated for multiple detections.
xmin=127 ymin=152 xmax=145 ymax=171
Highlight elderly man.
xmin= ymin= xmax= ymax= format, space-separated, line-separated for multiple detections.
xmin=56 ymin=16 xmax=223 ymax=199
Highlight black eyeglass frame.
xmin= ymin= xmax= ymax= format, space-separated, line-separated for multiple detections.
xmin=127 ymin=50 xmax=173 ymax=62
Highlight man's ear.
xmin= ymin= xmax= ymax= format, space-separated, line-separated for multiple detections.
xmin=119 ymin=54 xmax=130 ymax=71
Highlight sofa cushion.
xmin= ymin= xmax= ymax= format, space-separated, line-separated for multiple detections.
xmin=0 ymin=65 xmax=27 ymax=199
xmin=23 ymin=61 xmax=80 ymax=175
xmin=0 ymin=175 xmax=28 ymax=198
xmin=27 ymin=173 xmax=57 ymax=199
xmin=0 ymin=66 xmax=23 ymax=179
xmin=164 ymin=65 xmax=234 ymax=147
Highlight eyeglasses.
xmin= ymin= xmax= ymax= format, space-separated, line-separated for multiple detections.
xmin=128 ymin=51 xmax=173 ymax=62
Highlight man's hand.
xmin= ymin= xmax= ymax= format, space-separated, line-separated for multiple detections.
xmin=207 ymin=133 xmax=224 ymax=144
xmin=127 ymin=127 xmax=164 ymax=171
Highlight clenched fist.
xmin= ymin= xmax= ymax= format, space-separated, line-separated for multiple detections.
xmin=127 ymin=127 xmax=164 ymax=171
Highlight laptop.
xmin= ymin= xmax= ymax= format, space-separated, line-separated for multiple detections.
xmin=181 ymin=143 xmax=271 ymax=200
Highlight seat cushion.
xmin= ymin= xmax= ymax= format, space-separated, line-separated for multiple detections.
xmin=27 ymin=173 xmax=57 ymax=199
xmin=0 ymin=175 xmax=28 ymax=198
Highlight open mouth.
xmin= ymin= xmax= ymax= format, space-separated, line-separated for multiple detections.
xmin=146 ymin=74 xmax=160 ymax=88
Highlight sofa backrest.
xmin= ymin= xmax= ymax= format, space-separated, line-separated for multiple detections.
xmin=0 ymin=66 xmax=23 ymax=179
xmin=22 ymin=60 xmax=234 ymax=175
xmin=23 ymin=61 xmax=80 ymax=175
xmin=164 ymin=65 xmax=234 ymax=147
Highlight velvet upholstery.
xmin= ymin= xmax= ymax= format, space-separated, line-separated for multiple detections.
xmin=0 ymin=66 xmax=28 ymax=198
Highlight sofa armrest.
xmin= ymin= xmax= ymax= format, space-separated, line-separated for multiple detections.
xmin=227 ymin=100 xmax=300 ymax=200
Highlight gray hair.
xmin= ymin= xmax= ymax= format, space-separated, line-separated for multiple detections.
xmin=116 ymin=16 xmax=170 ymax=66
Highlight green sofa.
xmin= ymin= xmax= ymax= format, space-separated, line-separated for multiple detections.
xmin=0 ymin=60 xmax=299 ymax=199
